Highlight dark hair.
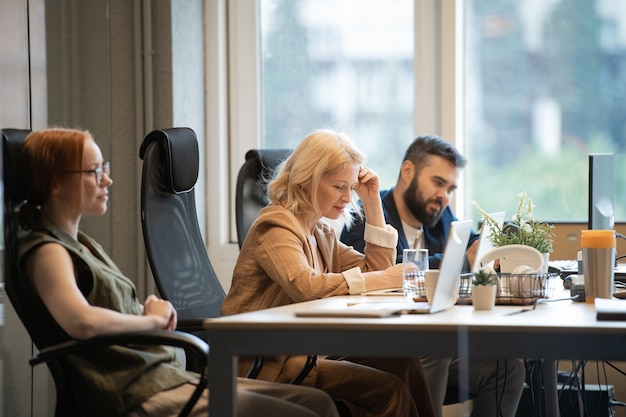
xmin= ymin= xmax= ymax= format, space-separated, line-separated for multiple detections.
xmin=400 ymin=135 xmax=466 ymax=177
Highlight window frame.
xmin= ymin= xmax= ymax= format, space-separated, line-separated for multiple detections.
xmin=205 ymin=0 xmax=461 ymax=289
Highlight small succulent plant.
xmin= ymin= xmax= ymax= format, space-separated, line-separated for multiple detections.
xmin=472 ymin=268 xmax=497 ymax=286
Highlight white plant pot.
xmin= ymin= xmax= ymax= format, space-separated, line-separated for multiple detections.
xmin=472 ymin=285 xmax=497 ymax=310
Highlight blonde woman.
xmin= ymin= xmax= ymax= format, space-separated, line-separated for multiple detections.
xmin=223 ymin=129 xmax=435 ymax=417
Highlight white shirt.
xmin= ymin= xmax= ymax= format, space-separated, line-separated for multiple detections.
xmin=401 ymin=220 xmax=424 ymax=249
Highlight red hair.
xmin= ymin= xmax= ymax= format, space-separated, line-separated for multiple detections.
xmin=21 ymin=128 xmax=91 ymax=208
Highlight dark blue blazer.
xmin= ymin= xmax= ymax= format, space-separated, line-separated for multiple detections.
xmin=340 ymin=188 xmax=479 ymax=271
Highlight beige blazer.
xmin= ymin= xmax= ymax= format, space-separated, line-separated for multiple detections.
xmin=222 ymin=204 xmax=397 ymax=383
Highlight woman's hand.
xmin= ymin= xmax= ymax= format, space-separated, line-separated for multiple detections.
xmin=354 ymin=166 xmax=386 ymax=228
xmin=354 ymin=166 xmax=380 ymax=203
xmin=143 ymin=295 xmax=177 ymax=330
xmin=363 ymin=263 xmax=404 ymax=292
xmin=383 ymin=263 xmax=404 ymax=288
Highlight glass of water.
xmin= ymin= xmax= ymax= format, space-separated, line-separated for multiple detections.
xmin=402 ymin=248 xmax=429 ymax=299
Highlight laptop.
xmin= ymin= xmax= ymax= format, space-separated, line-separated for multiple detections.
xmin=472 ymin=211 xmax=506 ymax=272
xmin=411 ymin=219 xmax=473 ymax=313
xmin=295 ymin=220 xmax=473 ymax=317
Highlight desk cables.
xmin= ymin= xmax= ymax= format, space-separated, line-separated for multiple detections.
xmin=505 ymin=294 xmax=583 ymax=315
xmin=537 ymin=294 xmax=584 ymax=304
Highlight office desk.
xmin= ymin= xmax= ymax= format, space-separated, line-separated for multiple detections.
xmin=203 ymin=296 xmax=626 ymax=417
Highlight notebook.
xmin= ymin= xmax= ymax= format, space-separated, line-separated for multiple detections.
xmin=295 ymin=220 xmax=473 ymax=317
xmin=473 ymin=211 xmax=506 ymax=272
xmin=595 ymin=298 xmax=626 ymax=321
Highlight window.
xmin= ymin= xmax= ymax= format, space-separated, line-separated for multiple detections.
xmin=221 ymin=0 xmax=626 ymax=253
xmin=463 ymin=0 xmax=626 ymax=224
xmin=259 ymin=0 xmax=415 ymax=187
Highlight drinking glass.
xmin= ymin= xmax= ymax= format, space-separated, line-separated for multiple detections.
xmin=402 ymin=248 xmax=429 ymax=299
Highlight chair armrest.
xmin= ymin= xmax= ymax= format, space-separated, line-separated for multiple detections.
xmin=30 ymin=330 xmax=208 ymax=417
xmin=29 ymin=330 xmax=208 ymax=366
xmin=176 ymin=319 xmax=208 ymax=333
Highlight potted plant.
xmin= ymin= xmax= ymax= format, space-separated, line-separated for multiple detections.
xmin=473 ymin=191 xmax=554 ymax=272
xmin=472 ymin=268 xmax=497 ymax=310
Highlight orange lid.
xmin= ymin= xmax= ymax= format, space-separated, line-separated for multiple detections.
xmin=580 ymin=230 xmax=616 ymax=248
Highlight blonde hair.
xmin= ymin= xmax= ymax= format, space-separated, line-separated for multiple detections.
xmin=267 ymin=129 xmax=364 ymax=226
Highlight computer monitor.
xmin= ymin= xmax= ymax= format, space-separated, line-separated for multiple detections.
xmin=588 ymin=153 xmax=614 ymax=230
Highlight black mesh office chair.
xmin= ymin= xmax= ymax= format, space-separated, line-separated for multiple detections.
xmin=140 ymin=131 xmax=320 ymax=384
xmin=234 ymin=147 xmax=321 ymax=385
xmin=140 ymin=127 xmax=278 ymax=379
xmin=138 ymin=128 xmax=286 ymax=379
xmin=235 ymin=149 xmax=291 ymax=248
xmin=2 ymin=128 xmax=208 ymax=417
xmin=139 ymin=128 xmax=225 ymax=323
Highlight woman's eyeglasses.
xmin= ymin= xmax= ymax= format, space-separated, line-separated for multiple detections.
xmin=63 ymin=162 xmax=111 ymax=185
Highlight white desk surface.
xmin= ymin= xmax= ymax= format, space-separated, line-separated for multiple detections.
xmin=204 ymin=294 xmax=626 ymax=337
xmin=203 ymin=294 xmax=626 ymax=417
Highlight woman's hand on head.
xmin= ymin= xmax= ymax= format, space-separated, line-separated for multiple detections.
xmin=354 ymin=166 xmax=386 ymax=228
xmin=354 ymin=166 xmax=380 ymax=203
xmin=143 ymin=295 xmax=177 ymax=330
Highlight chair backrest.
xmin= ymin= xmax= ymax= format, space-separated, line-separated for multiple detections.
xmin=2 ymin=129 xmax=32 ymax=334
xmin=139 ymin=127 xmax=226 ymax=319
xmin=235 ymin=149 xmax=291 ymax=248
xmin=2 ymin=129 xmax=37 ymax=343
xmin=3 ymin=129 xmax=30 ymax=319
xmin=2 ymin=128 xmax=82 ymax=416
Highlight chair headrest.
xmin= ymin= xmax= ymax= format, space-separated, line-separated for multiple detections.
xmin=243 ymin=149 xmax=292 ymax=178
xmin=2 ymin=128 xmax=30 ymax=203
xmin=139 ymin=127 xmax=199 ymax=193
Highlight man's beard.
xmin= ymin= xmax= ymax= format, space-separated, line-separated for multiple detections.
xmin=403 ymin=176 xmax=444 ymax=227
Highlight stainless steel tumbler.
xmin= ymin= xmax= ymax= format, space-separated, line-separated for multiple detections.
xmin=581 ymin=230 xmax=616 ymax=303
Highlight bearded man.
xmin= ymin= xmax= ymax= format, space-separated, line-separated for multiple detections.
xmin=340 ymin=135 xmax=525 ymax=417
xmin=341 ymin=134 xmax=480 ymax=268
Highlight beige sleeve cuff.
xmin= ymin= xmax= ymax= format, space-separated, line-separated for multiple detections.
xmin=364 ymin=223 xmax=398 ymax=249
xmin=343 ymin=266 xmax=366 ymax=294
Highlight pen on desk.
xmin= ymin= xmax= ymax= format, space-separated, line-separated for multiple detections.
xmin=347 ymin=300 xmax=408 ymax=307
xmin=504 ymin=308 xmax=534 ymax=316
xmin=347 ymin=301 xmax=387 ymax=306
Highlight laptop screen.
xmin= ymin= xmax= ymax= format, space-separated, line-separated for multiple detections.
xmin=473 ymin=212 xmax=506 ymax=273
xmin=429 ymin=220 xmax=473 ymax=313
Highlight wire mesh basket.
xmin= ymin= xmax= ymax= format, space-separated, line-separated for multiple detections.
xmin=458 ymin=272 xmax=558 ymax=305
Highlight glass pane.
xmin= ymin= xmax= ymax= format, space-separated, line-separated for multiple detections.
xmin=463 ymin=0 xmax=626 ymax=224
xmin=260 ymin=0 xmax=414 ymax=187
